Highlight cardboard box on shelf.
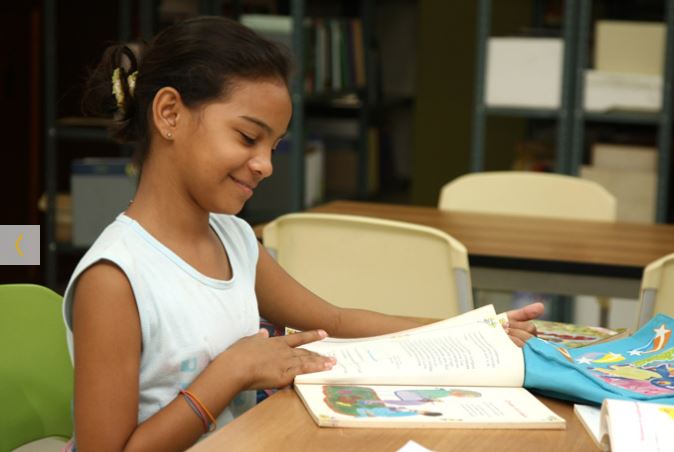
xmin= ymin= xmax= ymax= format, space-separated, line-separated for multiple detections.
xmin=485 ymin=37 xmax=563 ymax=109
xmin=591 ymin=143 xmax=657 ymax=172
xmin=580 ymin=165 xmax=656 ymax=223
xmin=71 ymin=158 xmax=137 ymax=246
xmin=595 ymin=20 xmax=665 ymax=76
xmin=584 ymin=70 xmax=662 ymax=112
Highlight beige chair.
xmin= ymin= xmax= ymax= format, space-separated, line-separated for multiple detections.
xmin=438 ymin=171 xmax=616 ymax=221
xmin=636 ymin=252 xmax=674 ymax=329
xmin=262 ymin=213 xmax=473 ymax=319
xmin=438 ymin=171 xmax=617 ymax=325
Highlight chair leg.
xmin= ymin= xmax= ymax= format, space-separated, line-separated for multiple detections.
xmin=597 ymin=296 xmax=611 ymax=328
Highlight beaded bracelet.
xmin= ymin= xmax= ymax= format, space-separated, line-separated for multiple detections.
xmin=179 ymin=389 xmax=218 ymax=433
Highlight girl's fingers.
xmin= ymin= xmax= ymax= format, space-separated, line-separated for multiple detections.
xmin=282 ymin=329 xmax=328 ymax=348
xmin=293 ymin=348 xmax=336 ymax=368
xmin=286 ymin=353 xmax=335 ymax=377
xmin=509 ymin=335 xmax=526 ymax=348
xmin=508 ymin=320 xmax=538 ymax=335
xmin=508 ymin=327 xmax=535 ymax=345
xmin=507 ymin=302 xmax=545 ymax=322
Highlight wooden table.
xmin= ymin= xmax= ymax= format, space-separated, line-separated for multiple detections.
xmin=190 ymin=389 xmax=596 ymax=452
xmin=291 ymin=200 xmax=674 ymax=299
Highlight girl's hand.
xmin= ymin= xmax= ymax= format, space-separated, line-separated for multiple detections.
xmin=225 ymin=329 xmax=336 ymax=390
xmin=504 ymin=302 xmax=545 ymax=347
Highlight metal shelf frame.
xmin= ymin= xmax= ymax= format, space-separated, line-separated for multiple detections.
xmin=43 ymin=0 xmax=154 ymax=289
xmin=43 ymin=0 xmax=378 ymax=289
xmin=471 ymin=0 xmax=578 ymax=175
xmin=471 ymin=0 xmax=674 ymax=223
xmin=570 ymin=0 xmax=674 ymax=223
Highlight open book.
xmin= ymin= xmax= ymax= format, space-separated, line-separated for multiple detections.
xmin=294 ymin=305 xmax=565 ymax=429
xmin=575 ymin=399 xmax=674 ymax=451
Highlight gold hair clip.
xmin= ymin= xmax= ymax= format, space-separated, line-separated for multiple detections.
xmin=112 ymin=68 xmax=139 ymax=113
xmin=128 ymin=71 xmax=137 ymax=95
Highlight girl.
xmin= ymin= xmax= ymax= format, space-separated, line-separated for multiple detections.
xmin=63 ymin=16 xmax=543 ymax=451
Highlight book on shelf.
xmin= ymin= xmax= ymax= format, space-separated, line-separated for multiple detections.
xmin=574 ymin=399 xmax=674 ymax=452
xmin=294 ymin=305 xmax=566 ymax=429
xmin=241 ymin=14 xmax=366 ymax=96
xmin=306 ymin=118 xmax=380 ymax=197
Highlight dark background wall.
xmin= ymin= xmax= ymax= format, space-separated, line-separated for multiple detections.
xmin=412 ymin=0 xmax=532 ymax=206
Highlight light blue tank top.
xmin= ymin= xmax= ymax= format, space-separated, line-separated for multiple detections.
xmin=63 ymin=213 xmax=260 ymax=428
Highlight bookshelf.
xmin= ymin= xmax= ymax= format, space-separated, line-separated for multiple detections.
xmin=240 ymin=0 xmax=391 ymax=224
xmin=42 ymin=0 xmax=393 ymax=289
xmin=471 ymin=0 xmax=674 ymax=223
xmin=43 ymin=0 xmax=153 ymax=289
xmin=471 ymin=0 xmax=578 ymax=174
xmin=569 ymin=0 xmax=674 ymax=223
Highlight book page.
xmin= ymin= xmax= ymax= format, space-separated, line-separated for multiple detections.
xmin=602 ymin=399 xmax=674 ymax=452
xmin=287 ymin=304 xmax=503 ymax=337
xmin=302 ymin=305 xmax=501 ymax=346
xmin=295 ymin=384 xmax=565 ymax=429
xmin=297 ymin=318 xmax=523 ymax=387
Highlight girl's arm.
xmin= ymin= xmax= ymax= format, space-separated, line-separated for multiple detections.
xmin=73 ymin=261 xmax=332 ymax=452
xmin=255 ymin=243 xmax=423 ymax=338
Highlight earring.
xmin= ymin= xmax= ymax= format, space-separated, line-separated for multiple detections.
xmin=166 ymin=131 xmax=173 ymax=139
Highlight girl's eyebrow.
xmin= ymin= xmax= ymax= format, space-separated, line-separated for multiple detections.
xmin=239 ymin=115 xmax=273 ymax=135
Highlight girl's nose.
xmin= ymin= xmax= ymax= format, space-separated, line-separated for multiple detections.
xmin=249 ymin=151 xmax=273 ymax=179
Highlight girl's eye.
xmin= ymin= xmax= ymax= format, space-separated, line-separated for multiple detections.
xmin=240 ymin=132 xmax=256 ymax=146
xmin=272 ymin=139 xmax=284 ymax=153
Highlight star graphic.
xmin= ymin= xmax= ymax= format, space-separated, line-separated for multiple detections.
xmin=628 ymin=349 xmax=642 ymax=356
xmin=577 ymin=357 xmax=593 ymax=365
xmin=653 ymin=324 xmax=670 ymax=338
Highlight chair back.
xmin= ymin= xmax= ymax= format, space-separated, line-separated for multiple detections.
xmin=263 ymin=213 xmax=473 ymax=319
xmin=438 ymin=171 xmax=617 ymax=221
xmin=0 ymin=284 xmax=73 ymax=450
xmin=636 ymin=252 xmax=674 ymax=329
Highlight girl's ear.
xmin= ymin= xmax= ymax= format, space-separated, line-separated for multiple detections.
xmin=151 ymin=87 xmax=182 ymax=140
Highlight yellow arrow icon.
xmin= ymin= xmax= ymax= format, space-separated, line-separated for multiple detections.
xmin=16 ymin=234 xmax=24 ymax=256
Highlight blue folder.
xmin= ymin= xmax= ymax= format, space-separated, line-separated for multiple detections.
xmin=524 ymin=313 xmax=674 ymax=406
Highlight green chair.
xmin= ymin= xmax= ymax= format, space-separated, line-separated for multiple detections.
xmin=0 ymin=284 xmax=73 ymax=451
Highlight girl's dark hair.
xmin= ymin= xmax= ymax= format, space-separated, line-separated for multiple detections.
xmin=82 ymin=16 xmax=291 ymax=164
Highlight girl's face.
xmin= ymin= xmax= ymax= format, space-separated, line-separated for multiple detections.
xmin=175 ymin=78 xmax=292 ymax=215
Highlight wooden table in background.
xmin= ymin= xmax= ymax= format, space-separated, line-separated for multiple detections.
xmin=189 ymin=389 xmax=596 ymax=452
xmin=290 ymin=200 xmax=674 ymax=299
